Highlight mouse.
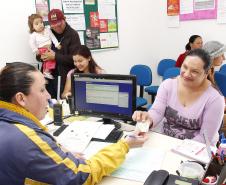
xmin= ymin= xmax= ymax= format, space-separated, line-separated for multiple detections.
xmin=144 ymin=170 xmax=169 ymax=185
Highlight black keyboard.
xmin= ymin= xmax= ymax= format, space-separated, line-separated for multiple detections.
xmin=53 ymin=124 xmax=68 ymax=136
xmin=92 ymin=128 xmax=123 ymax=143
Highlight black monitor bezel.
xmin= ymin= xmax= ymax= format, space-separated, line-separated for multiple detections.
xmin=71 ymin=73 xmax=137 ymax=121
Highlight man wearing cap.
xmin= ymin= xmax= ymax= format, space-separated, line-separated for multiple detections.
xmin=39 ymin=9 xmax=81 ymax=98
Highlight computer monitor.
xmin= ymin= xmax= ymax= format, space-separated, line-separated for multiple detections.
xmin=71 ymin=73 xmax=136 ymax=125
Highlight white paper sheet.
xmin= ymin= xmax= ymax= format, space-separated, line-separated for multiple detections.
xmin=93 ymin=124 xmax=115 ymax=139
xmin=98 ymin=4 xmax=115 ymax=19
xmin=62 ymin=0 xmax=84 ymax=13
xmin=167 ymin=15 xmax=180 ymax=28
xmin=111 ymin=148 xmax=166 ymax=182
xmin=180 ymin=0 xmax=194 ymax=14
xmin=83 ymin=141 xmax=112 ymax=159
xmin=56 ymin=121 xmax=102 ymax=153
xmin=78 ymin=31 xmax=85 ymax=45
xmin=65 ymin=14 xmax=86 ymax=31
xmin=194 ymin=0 xmax=215 ymax=11
xmin=100 ymin=32 xmax=118 ymax=48
xmin=98 ymin=0 xmax=115 ymax=5
xmin=217 ymin=0 xmax=226 ymax=23
xmin=49 ymin=0 xmax=62 ymax=10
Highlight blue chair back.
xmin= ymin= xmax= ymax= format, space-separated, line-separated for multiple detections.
xmin=157 ymin=59 xmax=176 ymax=77
xmin=214 ymin=71 xmax=226 ymax=97
xmin=130 ymin=65 xmax=152 ymax=86
xmin=163 ymin=67 xmax=180 ymax=80
xmin=130 ymin=65 xmax=152 ymax=108
xmin=219 ymin=64 xmax=226 ymax=74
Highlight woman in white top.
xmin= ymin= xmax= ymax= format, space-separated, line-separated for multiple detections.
xmin=62 ymin=45 xmax=105 ymax=98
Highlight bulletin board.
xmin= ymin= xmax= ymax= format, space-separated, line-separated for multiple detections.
xmin=35 ymin=0 xmax=119 ymax=50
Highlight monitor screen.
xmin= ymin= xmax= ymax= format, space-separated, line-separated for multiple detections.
xmin=71 ymin=73 xmax=136 ymax=122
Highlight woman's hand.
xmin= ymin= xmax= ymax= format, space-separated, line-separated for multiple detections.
xmin=132 ymin=111 xmax=153 ymax=130
xmin=132 ymin=110 xmax=152 ymax=122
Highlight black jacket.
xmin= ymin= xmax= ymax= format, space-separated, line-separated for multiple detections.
xmin=52 ymin=23 xmax=81 ymax=92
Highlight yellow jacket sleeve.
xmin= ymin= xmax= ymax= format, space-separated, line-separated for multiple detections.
xmin=83 ymin=140 xmax=129 ymax=185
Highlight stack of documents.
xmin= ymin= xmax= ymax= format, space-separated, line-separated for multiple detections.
xmin=56 ymin=121 xmax=103 ymax=153
xmin=172 ymin=139 xmax=216 ymax=164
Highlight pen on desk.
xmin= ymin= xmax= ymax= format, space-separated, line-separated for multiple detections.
xmin=127 ymin=135 xmax=143 ymax=139
xmin=211 ymin=151 xmax=215 ymax=158
xmin=195 ymin=147 xmax=205 ymax=155
xmin=221 ymin=150 xmax=224 ymax=164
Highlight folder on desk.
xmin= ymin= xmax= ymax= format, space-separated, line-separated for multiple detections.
xmin=172 ymin=139 xmax=217 ymax=164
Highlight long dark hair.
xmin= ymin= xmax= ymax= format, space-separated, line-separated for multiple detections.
xmin=0 ymin=62 xmax=37 ymax=102
xmin=185 ymin=35 xmax=201 ymax=51
xmin=73 ymin=45 xmax=101 ymax=73
xmin=186 ymin=49 xmax=216 ymax=86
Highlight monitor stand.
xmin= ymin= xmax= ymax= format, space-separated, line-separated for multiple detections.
xmin=101 ymin=118 xmax=121 ymax=129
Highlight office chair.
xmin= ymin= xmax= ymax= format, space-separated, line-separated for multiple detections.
xmin=163 ymin=67 xmax=180 ymax=80
xmin=219 ymin=64 xmax=226 ymax=74
xmin=214 ymin=71 xmax=226 ymax=97
xmin=146 ymin=68 xmax=180 ymax=111
xmin=145 ymin=59 xmax=176 ymax=102
xmin=214 ymin=71 xmax=226 ymax=134
xmin=130 ymin=64 xmax=152 ymax=109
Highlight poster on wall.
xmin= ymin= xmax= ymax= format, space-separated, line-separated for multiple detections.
xmin=167 ymin=0 xmax=180 ymax=16
xmin=217 ymin=0 xmax=226 ymax=23
xmin=36 ymin=0 xmax=49 ymax=21
xmin=180 ymin=0 xmax=217 ymax=21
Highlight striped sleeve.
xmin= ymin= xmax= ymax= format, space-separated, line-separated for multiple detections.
xmin=15 ymin=124 xmax=128 ymax=185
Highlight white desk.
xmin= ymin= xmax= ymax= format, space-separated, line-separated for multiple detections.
xmin=41 ymin=108 xmax=190 ymax=185
xmin=98 ymin=131 xmax=188 ymax=185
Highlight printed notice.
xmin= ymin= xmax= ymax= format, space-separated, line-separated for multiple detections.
xmin=65 ymin=14 xmax=86 ymax=30
xmin=62 ymin=0 xmax=84 ymax=13
xmin=98 ymin=4 xmax=115 ymax=19
xmin=217 ymin=0 xmax=226 ymax=23
xmin=194 ymin=0 xmax=215 ymax=10
xmin=36 ymin=0 xmax=49 ymax=21
xmin=49 ymin=0 xmax=62 ymax=10
xmin=78 ymin=31 xmax=85 ymax=45
xmin=167 ymin=0 xmax=180 ymax=16
xmin=100 ymin=32 xmax=118 ymax=48
xmin=180 ymin=0 xmax=194 ymax=14
xmin=85 ymin=0 xmax=95 ymax=5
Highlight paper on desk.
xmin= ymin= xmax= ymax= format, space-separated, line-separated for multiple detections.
xmin=111 ymin=148 xmax=166 ymax=182
xmin=92 ymin=124 xmax=115 ymax=139
xmin=172 ymin=139 xmax=217 ymax=164
xmin=56 ymin=121 xmax=103 ymax=153
xmin=83 ymin=141 xmax=112 ymax=159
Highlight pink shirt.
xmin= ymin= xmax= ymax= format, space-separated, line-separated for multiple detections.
xmin=149 ymin=78 xmax=225 ymax=145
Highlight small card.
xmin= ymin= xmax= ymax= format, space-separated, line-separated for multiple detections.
xmin=136 ymin=121 xmax=149 ymax=133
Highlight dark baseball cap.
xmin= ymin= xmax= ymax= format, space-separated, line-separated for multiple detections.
xmin=48 ymin=9 xmax=65 ymax=26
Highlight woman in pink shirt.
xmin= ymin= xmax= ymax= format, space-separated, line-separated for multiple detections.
xmin=133 ymin=49 xmax=224 ymax=145
xmin=62 ymin=45 xmax=104 ymax=98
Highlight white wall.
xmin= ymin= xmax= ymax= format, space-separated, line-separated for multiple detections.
xmin=1 ymin=0 xmax=226 ymax=86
